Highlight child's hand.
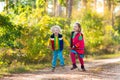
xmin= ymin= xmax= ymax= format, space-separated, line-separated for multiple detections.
xmin=68 ymin=46 xmax=71 ymax=50
xmin=71 ymin=45 xmax=76 ymax=49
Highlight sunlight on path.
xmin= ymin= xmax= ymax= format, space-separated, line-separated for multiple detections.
xmin=1 ymin=57 xmax=120 ymax=80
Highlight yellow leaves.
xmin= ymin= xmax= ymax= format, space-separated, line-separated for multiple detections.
xmin=13 ymin=13 xmax=27 ymax=26
xmin=63 ymin=37 xmax=70 ymax=47
xmin=34 ymin=51 xmax=45 ymax=60
xmin=32 ymin=8 xmax=42 ymax=18
xmin=36 ymin=0 xmax=46 ymax=8
xmin=6 ymin=49 xmax=14 ymax=56
xmin=99 ymin=45 xmax=104 ymax=50
xmin=41 ymin=16 xmax=50 ymax=23
xmin=0 ymin=8 xmax=69 ymax=63
xmin=38 ymin=15 xmax=50 ymax=28
xmin=33 ymin=38 xmax=37 ymax=44
xmin=0 ymin=61 xmax=3 ymax=65
xmin=0 ymin=27 xmax=5 ymax=36
xmin=105 ymin=25 xmax=114 ymax=34
xmin=114 ymin=30 xmax=119 ymax=36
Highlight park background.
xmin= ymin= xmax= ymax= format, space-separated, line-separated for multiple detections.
xmin=0 ymin=0 xmax=120 ymax=76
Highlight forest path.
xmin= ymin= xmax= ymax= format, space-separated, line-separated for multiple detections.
xmin=1 ymin=57 xmax=120 ymax=80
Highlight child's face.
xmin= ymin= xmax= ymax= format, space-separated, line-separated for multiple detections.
xmin=73 ymin=24 xmax=79 ymax=32
xmin=53 ymin=28 xmax=59 ymax=35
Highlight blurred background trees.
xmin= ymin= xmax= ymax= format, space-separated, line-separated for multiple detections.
xmin=0 ymin=0 xmax=120 ymax=66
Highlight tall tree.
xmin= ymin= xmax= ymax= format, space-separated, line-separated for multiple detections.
xmin=56 ymin=1 xmax=62 ymax=16
xmin=106 ymin=0 xmax=117 ymax=27
xmin=103 ymin=0 xmax=107 ymax=13
xmin=107 ymin=0 xmax=112 ymax=11
xmin=81 ymin=0 xmax=87 ymax=9
xmin=111 ymin=1 xmax=116 ymax=27
xmin=65 ymin=0 xmax=68 ymax=17
xmin=94 ymin=0 xmax=97 ymax=10
xmin=53 ymin=0 xmax=57 ymax=16
xmin=67 ymin=0 xmax=73 ymax=18
xmin=5 ymin=0 xmax=9 ymax=13
xmin=53 ymin=0 xmax=66 ymax=16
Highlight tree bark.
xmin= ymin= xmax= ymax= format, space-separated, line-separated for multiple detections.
xmin=53 ymin=0 xmax=57 ymax=16
xmin=5 ymin=0 xmax=9 ymax=13
xmin=67 ymin=0 xmax=73 ymax=18
xmin=81 ymin=0 xmax=87 ymax=9
xmin=94 ymin=0 xmax=97 ymax=11
xmin=107 ymin=0 xmax=112 ymax=11
xmin=107 ymin=0 xmax=115 ymax=26
xmin=56 ymin=1 xmax=62 ymax=16
xmin=66 ymin=0 xmax=68 ymax=17
xmin=45 ymin=0 xmax=48 ymax=14
xmin=103 ymin=0 xmax=106 ymax=13
xmin=111 ymin=2 xmax=114 ymax=27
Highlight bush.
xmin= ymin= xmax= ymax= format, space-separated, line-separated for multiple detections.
xmin=0 ymin=8 xmax=70 ymax=64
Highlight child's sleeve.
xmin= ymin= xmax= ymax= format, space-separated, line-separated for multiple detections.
xmin=74 ymin=34 xmax=84 ymax=49
xmin=63 ymin=37 xmax=70 ymax=47
xmin=47 ymin=39 xmax=51 ymax=46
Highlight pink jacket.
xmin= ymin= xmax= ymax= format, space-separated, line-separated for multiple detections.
xmin=70 ymin=32 xmax=85 ymax=54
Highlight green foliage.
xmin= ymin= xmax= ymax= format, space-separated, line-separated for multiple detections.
xmin=0 ymin=14 xmax=22 ymax=48
xmin=58 ymin=0 xmax=66 ymax=6
xmin=0 ymin=0 xmax=4 ymax=1
xmin=36 ymin=0 xmax=46 ymax=8
xmin=81 ymin=10 xmax=104 ymax=48
xmin=74 ymin=9 xmax=120 ymax=55
xmin=7 ymin=0 xmax=36 ymax=9
xmin=115 ymin=16 xmax=120 ymax=33
xmin=0 ymin=6 xmax=69 ymax=64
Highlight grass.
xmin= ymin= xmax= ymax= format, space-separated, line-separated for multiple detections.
xmin=0 ymin=52 xmax=120 ymax=78
xmin=93 ymin=52 xmax=120 ymax=59
xmin=0 ymin=62 xmax=51 ymax=78
xmin=84 ymin=52 xmax=120 ymax=61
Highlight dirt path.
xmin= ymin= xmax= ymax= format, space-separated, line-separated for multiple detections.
xmin=1 ymin=57 xmax=120 ymax=80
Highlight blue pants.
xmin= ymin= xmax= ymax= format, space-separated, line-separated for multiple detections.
xmin=52 ymin=50 xmax=64 ymax=68
xmin=71 ymin=50 xmax=84 ymax=58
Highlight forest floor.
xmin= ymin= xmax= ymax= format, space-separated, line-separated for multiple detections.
xmin=1 ymin=57 xmax=120 ymax=80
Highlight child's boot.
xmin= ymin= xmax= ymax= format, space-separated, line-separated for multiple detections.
xmin=81 ymin=65 xmax=86 ymax=71
xmin=71 ymin=64 xmax=77 ymax=70
xmin=51 ymin=67 xmax=55 ymax=72
xmin=61 ymin=65 xmax=65 ymax=69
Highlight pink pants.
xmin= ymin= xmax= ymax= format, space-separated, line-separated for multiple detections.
xmin=70 ymin=52 xmax=84 ymax=66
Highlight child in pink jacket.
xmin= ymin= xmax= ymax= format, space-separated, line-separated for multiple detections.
xmin=70 ymin=22 xmax=86 ymax=71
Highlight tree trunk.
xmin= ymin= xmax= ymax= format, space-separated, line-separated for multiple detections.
xmin=5 ymin=0 xmax=9 ymax=13
xmin=107 ymin=0 xmax=115 ymax=26
xmin=111 ymin=2 xmax=114 ymax=27
xmin=45 ymin=0 xmax=48 ymax=14
xmin=107 ymin=0 xmax=112 ymax=11
xmin=94 ymin=0 xmax=97 ymax=10
xmin=81 ymin=0 xmax=87 ymax=9
xmin=56 ymin=1 xmax=62 ymax=16
xmin=67 ymin=0 xmax=73 ymax=18
xmin=66 ymin=0 xmax=73 ymax=26
xmin=103 ymin=0 xmax=106 ymax=13
xmin=53 ymin=0 xmax=57 ymax=16
xmin=66 ymin=0 xmax=68 ymax=17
